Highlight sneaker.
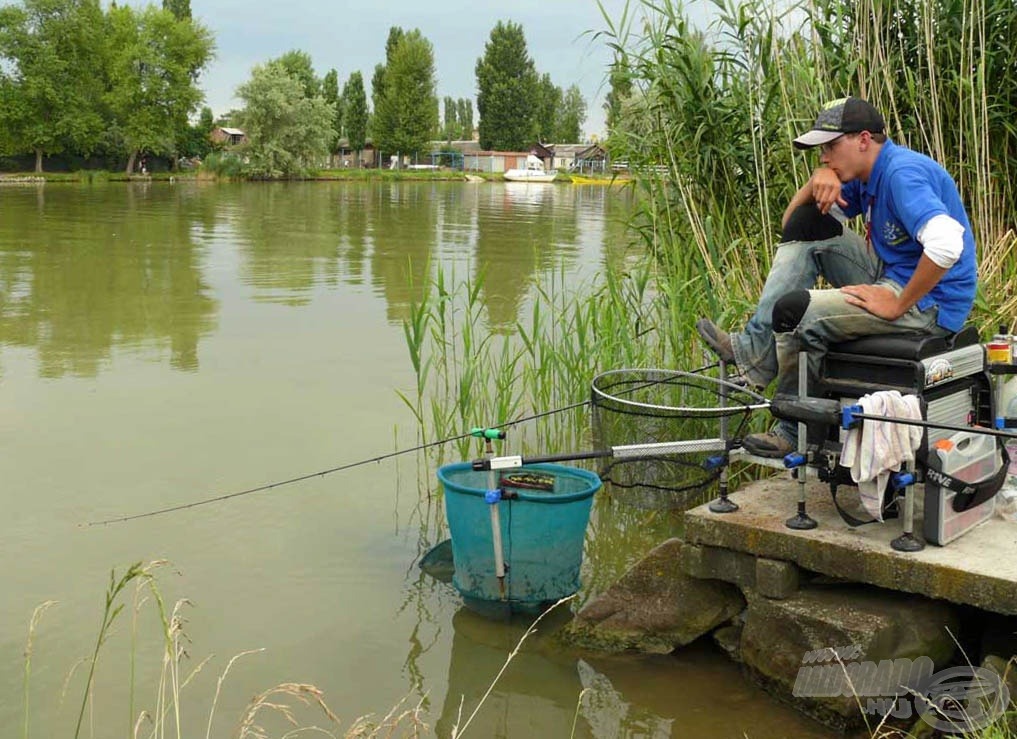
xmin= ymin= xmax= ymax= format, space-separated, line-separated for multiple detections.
xmin=696 ymin=318 xmax=736 ymax=364
xmin=742 ymin=431 xmax=796 ymax=458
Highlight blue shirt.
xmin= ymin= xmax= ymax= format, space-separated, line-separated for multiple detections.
xmin=840 ymin=139 xmax=977 ymax=332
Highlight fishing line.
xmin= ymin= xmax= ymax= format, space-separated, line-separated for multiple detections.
xmin=86 ymin=361 xmax=723 ymax=527
xmin=84 ymin=399 xmax=593 ymax=527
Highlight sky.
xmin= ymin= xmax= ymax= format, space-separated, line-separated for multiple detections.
xmin=187 ymin=0 xmax=637 ymax=140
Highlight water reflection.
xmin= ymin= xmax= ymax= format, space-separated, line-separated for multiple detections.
xmin=0 ymin=184 xmax=217 ymax=376
xmin=0 ymin=182 xmax=623 ymax=377
xmin=231 ymin=183 xmax=345 ymax=305
xmin=369 ymin=184 xmax=437 ymax=322
xmin=474 ymin=184 xmax=581 ymax=329
xmin=436 ymin=606 xmax=584 ymax=738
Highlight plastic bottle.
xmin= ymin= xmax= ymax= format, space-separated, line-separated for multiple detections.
xmin=999 ymin=395 xmax=1017 ymax=521
xmin=987 ymin=325 xmax=1012 ymax=364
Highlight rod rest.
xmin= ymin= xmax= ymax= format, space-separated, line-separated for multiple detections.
xmin=828 ymin=324 xmax=979 ymax=360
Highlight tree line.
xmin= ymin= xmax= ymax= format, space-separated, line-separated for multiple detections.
xmin=1 ymin=5 xmax=589 ymax=177
xmin=230 ymin=21 xmax=590 ymax=176
xmin=0 ymin=0 xmax=214 ymax=173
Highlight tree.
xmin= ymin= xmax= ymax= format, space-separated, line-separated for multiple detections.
xmin=104 ymin=4 xmax=214 ymax=173
xmin=372 ymin=29 xmax=438 ymax=165
xmin=558 ymin=84 xmax=587 ymax=143
xmin=475 ymin=21 xmax=538 ymax=151
xmin=534 ymin=73 xmax=561 ymax=143
xmin=162 ymin=0 xmax=191 ymax=20
xmin=0 ymin=0 xmax=106 ymax=171
xmin=322 ymin=68 xmax=341 ymax=165
xmin=442 ymin=96 xmax=457 ymax=141
xmin=236 ymin=62 xmax=335 ymax=177
xmin=341 ymin=71 xmax=368 ymax=166
xmin=178 ymin=105 xmax=214 ymax=158
xmin=270 ymin=50 xmax=320 ymax=99
xmin=604 ymin=63 xmax=631 ymax=134
xmin=457 ymin=98 xmax=473 ymax=139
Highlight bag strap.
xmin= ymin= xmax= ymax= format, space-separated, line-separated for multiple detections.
xmin=917 ymin=442 xmax=1010 ymax=513
xmin=830 ymin=482 xmax=899 ymax=527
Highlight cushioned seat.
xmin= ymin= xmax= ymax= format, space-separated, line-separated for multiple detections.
xmin=829 ymin=324 xmax=979 ymax=361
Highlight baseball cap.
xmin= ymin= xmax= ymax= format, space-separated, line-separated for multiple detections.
xmin=793 ymin=97 xmax=886 ymax=150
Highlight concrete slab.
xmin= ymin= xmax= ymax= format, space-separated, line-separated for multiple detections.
xmin=684 ymin=476 xmax=1017 ymax=615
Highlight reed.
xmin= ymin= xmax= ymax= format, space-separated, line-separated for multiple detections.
xmin=20 ymin=563 xmax=423 ymax=738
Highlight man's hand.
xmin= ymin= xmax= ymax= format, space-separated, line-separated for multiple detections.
xmin=810 ymin=168 xmax=847 ymax=215
xmin=841 ymin=284 xmax=904 ymax=320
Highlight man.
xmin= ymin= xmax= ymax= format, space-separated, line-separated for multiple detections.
xmin=696 ymin=96 xmax=977 ymax=457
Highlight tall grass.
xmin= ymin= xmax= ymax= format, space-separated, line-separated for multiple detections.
xmin=21 ymin=562 xmax=425 ymax=738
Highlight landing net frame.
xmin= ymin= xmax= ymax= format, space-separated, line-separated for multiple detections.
xmin=590 ymin=368 xmax=769 ymax=509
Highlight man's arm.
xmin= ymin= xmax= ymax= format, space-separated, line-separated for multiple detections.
xmin=782 ymin=168 xmax=846 ymax=227
xmin=841 ymin=255 xmax=947 ymax=321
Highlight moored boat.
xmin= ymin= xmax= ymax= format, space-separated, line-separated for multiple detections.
xmin=503 ymin=154 xmax=556 ymax=183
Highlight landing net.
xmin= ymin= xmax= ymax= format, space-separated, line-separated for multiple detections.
xmin=590 ymin=368 xmax=769 ymax=509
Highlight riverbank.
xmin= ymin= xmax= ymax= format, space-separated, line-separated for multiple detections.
xmin=0 ymin=169 xmax=626 ymax=184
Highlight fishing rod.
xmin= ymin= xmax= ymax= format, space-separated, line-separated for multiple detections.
xmin=86 ymin=361 xmax=727 ymax=527
xmin=85 ymin=399 xmax=592 ymax=527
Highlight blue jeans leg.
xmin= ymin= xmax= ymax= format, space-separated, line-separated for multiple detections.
xmin=730 ymin=229 xmax=878 ymax=388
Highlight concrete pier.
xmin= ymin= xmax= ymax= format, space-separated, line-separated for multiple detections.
xmin=684 ymin=477 xmax=1017 ymax=615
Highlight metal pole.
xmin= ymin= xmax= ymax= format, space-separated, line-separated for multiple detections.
xmin=485 ymin=437 xmax=507 ymax=600
xmin=786 ymin=351 xmax=817 ymax=530
xmin=710 ymin=359 xmax=738 ymax=513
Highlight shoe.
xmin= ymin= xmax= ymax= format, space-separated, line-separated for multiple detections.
xmin=742 ymin=431 xmax=796 ymax=458
xmin=696 ymin=318 xmax=736 ymax=364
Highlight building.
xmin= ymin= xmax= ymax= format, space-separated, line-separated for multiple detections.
xmin=210 ymin=127 xmax=247 ymax=146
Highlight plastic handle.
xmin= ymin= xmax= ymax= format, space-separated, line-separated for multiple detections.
xmin=783 ymin=453 xmax=807 ymax=469
xmin=703 ymin=455 xmax=726 ymax=470
xmin=892 ymin=472 xmax=915 ymax=490
xmin=841 ymin=404 xmax=863 ymax=429
xmin=471 ymin=427 xmax=506 ymax=440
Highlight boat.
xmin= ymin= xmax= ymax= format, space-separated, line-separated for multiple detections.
xmin=503 ymin=154 xmax=557 ymax=183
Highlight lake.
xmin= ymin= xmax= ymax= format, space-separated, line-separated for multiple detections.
xmin=0 ymin=180 xmax=832 ymax=737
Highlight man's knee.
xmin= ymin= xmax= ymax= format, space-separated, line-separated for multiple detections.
xmin=781 ymin=204 xmax=843 ymax=243
xmin=773 ymin=290 xmax=811 ymax=333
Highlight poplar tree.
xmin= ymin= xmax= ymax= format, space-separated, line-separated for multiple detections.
xmin=457 ymin=98 xmax=473 ymax=139
xmin=475 ymin=21 xmax=537 ymax=151
xmin=534 ymin=73 xmax=561 ymax=143
xmin=557 ymin=84 xmax=587 ymax=143
xmin=341 ymin=71 xmax=368 ymax=166
xmin=322 ymin=68 xmax=341 ymax=165
xmin=443 ymin=96 xmax=457 ymax=141
xmin=372 ymin=29 xmax=438 ymax=165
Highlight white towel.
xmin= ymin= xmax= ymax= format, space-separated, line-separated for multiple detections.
xmin=840 ymin=391 xmax=924 ymax=522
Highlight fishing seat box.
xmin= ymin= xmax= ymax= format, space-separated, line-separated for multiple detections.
xmin=819 ymin=324 xmax=997 ymax=543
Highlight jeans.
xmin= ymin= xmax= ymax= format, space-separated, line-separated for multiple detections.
xmin=729 ymin=224 xmax=945 ymax=441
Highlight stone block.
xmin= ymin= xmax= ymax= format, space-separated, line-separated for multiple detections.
xmin=559 ymin=538 xmax=745 ymax=654
xmin=755 ymin=557 xmax=799 ymax=599
xmin=739 ymin=585 xmax=960 ymax=730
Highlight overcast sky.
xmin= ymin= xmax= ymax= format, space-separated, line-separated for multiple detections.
xmin=188 ymin=0 xmax=639 ymax=139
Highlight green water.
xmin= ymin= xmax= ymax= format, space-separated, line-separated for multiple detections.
xmin=0 ymin=181 xmax=832 ymax=737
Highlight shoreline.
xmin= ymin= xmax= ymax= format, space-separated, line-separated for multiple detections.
xmin=0 ymin=169 xmax=628 ymax=185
